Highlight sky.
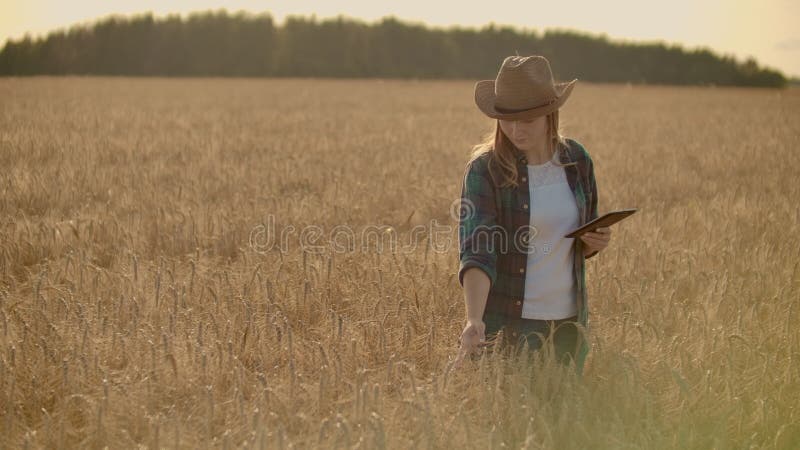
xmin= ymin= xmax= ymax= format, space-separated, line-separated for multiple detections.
xmin=1 ymin=0 xmax=798 ymax=78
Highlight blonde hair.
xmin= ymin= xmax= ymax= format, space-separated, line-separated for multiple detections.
xmin=469 ymin=110 xmax=577 ymax=189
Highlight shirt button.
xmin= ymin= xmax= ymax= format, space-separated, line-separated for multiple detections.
xmin=521 ymin=176 xmax=527 ymax=182
xmin=519 ymin=268 xmax=524 ymax=273
xmin=515 ymin=300 xmax=521 ymax=306
xmin=523 ymin=203 xmax=528 ymax=209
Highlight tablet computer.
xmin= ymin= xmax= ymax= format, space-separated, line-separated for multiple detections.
xmin=564 ymin=208 xmax=638 ymax=238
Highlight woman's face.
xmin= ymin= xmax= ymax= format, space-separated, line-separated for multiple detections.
xmin=498 ymin=115 xmax=548 ymax=150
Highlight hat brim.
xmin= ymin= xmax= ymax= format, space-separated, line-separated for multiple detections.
xmin=474 ymin=78 xmax=577 ymax=120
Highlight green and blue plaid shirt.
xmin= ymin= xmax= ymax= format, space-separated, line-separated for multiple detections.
xmin=458 ymin=137 xmax=599 ymax=369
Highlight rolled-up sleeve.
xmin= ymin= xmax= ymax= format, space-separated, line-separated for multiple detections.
xmin=458 ymin=158 xmax=502 ymax=288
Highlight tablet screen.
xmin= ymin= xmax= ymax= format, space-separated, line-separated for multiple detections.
xmin=564 ymin=208 xmax=638 ymax=238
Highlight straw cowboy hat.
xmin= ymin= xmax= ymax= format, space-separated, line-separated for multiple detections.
xmin=474 ymin=55 xmax=578 ymax=120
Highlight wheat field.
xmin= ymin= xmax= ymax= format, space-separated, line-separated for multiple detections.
xmin=1 ymin=76 xmax=799 ymax=449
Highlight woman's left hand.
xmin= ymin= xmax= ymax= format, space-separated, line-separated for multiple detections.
xmin=580 ymin=226 xmax=611 ymax=255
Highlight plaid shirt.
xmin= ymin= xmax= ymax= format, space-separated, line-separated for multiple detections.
xmin=457 ymin=138 xmax=599 ymax=369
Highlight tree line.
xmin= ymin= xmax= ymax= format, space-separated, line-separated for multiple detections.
xmin=0 ymin=10 xmax=787 ymax=87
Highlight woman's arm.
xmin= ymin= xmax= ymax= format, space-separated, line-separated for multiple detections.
xmin=462 ymin=268 xmax=490 ymax=322
xmin=584 ymin=151 xmax=600 ymax=259
xmin=580 ymin=152 xmax=612 ymax=257
xmin=454 ymin=267 xmax=491 ymax=367
xmin=454 ymin=157 xmax=500 ymax=362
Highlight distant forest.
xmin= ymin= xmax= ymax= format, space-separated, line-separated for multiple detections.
xmin=0 ymin=10 xmax=788 ymax=87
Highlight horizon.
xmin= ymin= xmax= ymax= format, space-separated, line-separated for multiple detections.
xmin=1 ymin=1 xmax=798 ymax=79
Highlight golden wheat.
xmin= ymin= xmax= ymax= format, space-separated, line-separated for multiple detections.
xmin=0 ymin=76 xmax=798 ymax=448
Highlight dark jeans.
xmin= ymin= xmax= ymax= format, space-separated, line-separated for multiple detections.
xmin=476 ymin=311 xmax=584 ymax=368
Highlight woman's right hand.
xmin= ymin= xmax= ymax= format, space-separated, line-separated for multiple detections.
xmin=451 ymin=319 xmax=487 ymax=369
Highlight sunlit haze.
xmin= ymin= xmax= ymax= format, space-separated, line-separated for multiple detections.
xmin=1 ymin=0 xmax=798 ymax=78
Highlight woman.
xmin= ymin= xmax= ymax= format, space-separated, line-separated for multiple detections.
xmin=452 ymin=55 xmax=611 ymax=376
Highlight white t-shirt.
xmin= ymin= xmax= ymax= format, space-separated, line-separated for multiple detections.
xmin=521 ymin=158 xmax=581 ymax=320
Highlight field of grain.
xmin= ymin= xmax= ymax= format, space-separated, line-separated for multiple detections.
xmin=1 ymin=76 xmax=799 ymax=449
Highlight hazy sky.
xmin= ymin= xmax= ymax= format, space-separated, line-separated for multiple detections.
xmin=1 ymin=0 xmax=798 ymax=78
